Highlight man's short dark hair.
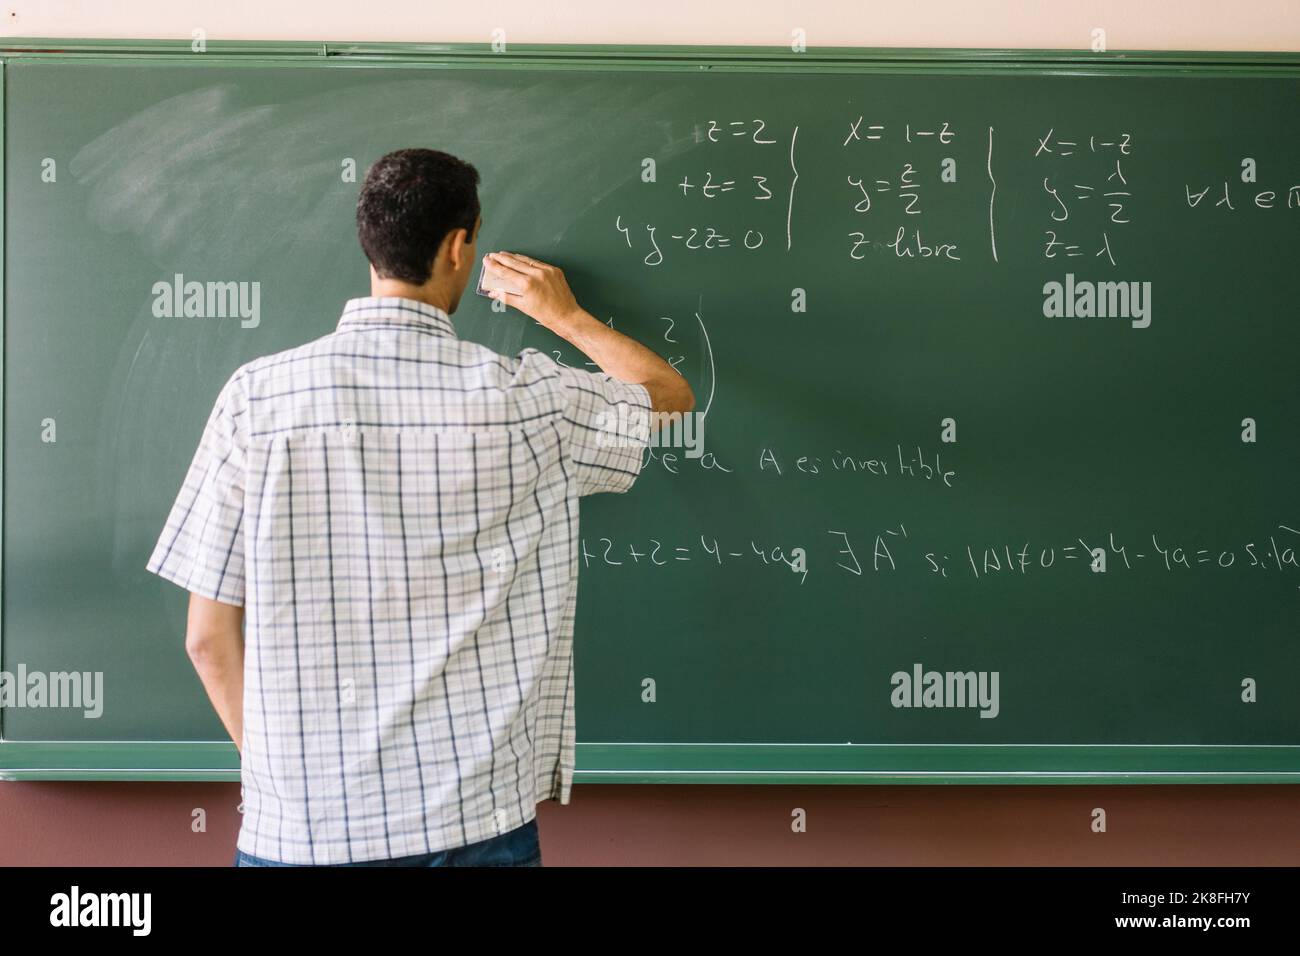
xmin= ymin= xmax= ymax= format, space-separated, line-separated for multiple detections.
xmin=356 ymin=148 xmax=480 ymax=284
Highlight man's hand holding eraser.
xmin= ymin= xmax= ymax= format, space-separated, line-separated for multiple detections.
xmin=478 ymin=251 xmax=587 ymax=334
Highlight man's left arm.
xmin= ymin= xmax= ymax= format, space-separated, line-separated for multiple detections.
xmin=186 ymin=594 xmax=245 ymax=753
xmin=146 ymin=370 xmax=250 ymax=753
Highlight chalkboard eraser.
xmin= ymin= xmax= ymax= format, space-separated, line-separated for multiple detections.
xmin=475 ymin=255 xmax=523 ymax=299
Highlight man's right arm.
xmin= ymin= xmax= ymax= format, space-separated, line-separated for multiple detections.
xmin=483 ymin=251 xmax=695 ymax=416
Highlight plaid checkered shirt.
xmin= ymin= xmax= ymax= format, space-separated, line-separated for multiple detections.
xmin=147 ymin=296 xmax=651 ymax=864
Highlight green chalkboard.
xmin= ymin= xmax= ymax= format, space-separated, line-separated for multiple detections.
xmin=1 ymin=41 xmax=1298 ymax=782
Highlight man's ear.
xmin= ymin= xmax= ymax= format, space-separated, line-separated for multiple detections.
xmin=442 ymin=227 xmax=471 ymax=273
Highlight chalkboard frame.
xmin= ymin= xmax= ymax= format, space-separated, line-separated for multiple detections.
xmin=1 ymin=39 xmax=1298 ymax=783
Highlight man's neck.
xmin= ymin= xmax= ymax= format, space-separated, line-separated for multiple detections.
xmin=369 ymin=278 xmax=452 ymax=314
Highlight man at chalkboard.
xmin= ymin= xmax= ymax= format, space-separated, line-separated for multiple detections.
xmin=146 ymin=148 xmax=694 ymax=866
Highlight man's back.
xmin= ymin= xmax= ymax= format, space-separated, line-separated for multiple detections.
xmin=148 ymin=296 xmax=650 ymax=864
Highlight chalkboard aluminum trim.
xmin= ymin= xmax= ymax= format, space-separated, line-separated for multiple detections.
xmin=1 ymin=40 xmax=1299 ymax=77
xmin=0 ymin=59 xmax=6 ymax=748
xmin=2 ymin=742 xmax=1299 ymax=783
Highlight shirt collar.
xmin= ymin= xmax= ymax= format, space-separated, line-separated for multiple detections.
xmin=335 ymin=296 xmax=457 ymax=338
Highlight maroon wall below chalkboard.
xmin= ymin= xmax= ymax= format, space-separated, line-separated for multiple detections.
xmin=1 ymin=783 xmax=1297 ymax=866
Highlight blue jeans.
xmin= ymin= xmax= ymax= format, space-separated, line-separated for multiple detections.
xmin=233 ymin=817 xmax=542 ymax=867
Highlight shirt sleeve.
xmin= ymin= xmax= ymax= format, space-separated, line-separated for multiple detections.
xmin=146 ymin=370 xmax=249 ymax=606
xmin=553 ymin=362 xmax=653 ymax=497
